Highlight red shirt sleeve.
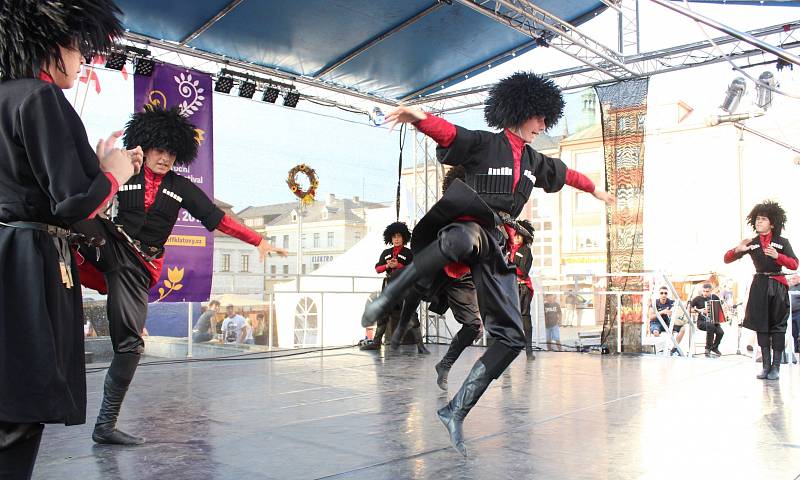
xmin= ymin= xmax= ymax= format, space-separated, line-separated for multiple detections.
xmin=375 ymin=264 xmax=387 ymax=274
xmin=217 ymin=215 xmax=262 ymax=246
xmin=87 ymin=172 xmax=119 ymax=219
xmin=776 ymin=253 xmax=799 ymax=270
xmin=565 ymin=169 xmax=595 ymax=193
xmin=413 ymin=114 xmax=456 ymax=147
xmin=723 ymin=248 xmax=741 ymax=264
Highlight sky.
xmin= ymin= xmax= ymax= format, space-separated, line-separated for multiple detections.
xmin=70 ymin=2 xmax=799 ymax=212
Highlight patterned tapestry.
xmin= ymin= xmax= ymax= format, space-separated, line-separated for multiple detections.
xmin=595 ymin=79 xmax=649 ymax=353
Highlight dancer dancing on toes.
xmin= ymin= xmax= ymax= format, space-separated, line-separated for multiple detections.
xmin=724 ymin=201 xmax=797 ymax=380
xmin=362 ymin=72 xmax=613 ymax=456
xmin=362 ymin=222 xmax=416 ymax=351
xmin=0 ymin=1 xmax=138 ymax=477
xmin=510 ymin=219 xmax=535 ymax=360
xmin=73 ymin=106 xmax=287 ymax=445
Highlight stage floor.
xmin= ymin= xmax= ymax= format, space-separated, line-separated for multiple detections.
xmin=36 ymin=345 xmax=800 ymax=479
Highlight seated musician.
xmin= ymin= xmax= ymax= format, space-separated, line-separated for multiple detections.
xmin=690 ymin=283 xmax=725 ymax=357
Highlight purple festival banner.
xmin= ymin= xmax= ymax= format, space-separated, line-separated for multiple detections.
xmin=133 ymin=64 xmax=214 ymax=303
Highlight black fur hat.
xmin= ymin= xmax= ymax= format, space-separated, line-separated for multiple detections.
xmin=0 ymin=0 xmax=123 ymax=80
xmin=124 ymin=105 xmax=199 ymax=166
xmin=383 ymin=222 xmax=411 ymax=245
xmin=442 ymin=165 xmax=466 ymax=194
xmin=516 ymin=219 xmax=534 ymax=244
xmin=747 ymin=200 xmax=786 ymax=236
xmin=484 ymin=72 xmax=564 ymax=131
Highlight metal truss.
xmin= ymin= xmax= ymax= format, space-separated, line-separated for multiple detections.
xmin=410 ymin=130 xmax=442 ymax=226
xmin=455 ymin=0 xmax=636 ymax=81
xmin=617 ymin=0 xmax=640 ymax=55
xmin=412 ymin=20 xmax=800 ymax=113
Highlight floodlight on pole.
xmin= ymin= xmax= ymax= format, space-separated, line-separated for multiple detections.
xmin=755 ymin=71 xmax=775 ymax=110
xmin=238 ymin=81 xmax=256 ymax=99
xmin=283 ymin=91 xmax=300 ymax=108
xmin=720 ymin=77 xmax=746 ymax=113
xmin=370 ymin=107 xmax=385 ymax=126
xmin=134 ymin=57 xmax=156 ymax=76
xmin=262 ymin=87 xmax=280 ymax=103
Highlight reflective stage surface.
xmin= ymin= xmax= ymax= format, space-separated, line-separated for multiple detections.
xmin=36 ymin=346 xmax=800 ymax=479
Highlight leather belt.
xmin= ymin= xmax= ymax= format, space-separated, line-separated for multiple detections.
xmin=0 ymin=220 xmax=105 ymax=247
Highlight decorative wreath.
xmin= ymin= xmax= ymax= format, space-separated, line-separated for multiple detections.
xmin=287 ymin=164 xmax=319 ymax=206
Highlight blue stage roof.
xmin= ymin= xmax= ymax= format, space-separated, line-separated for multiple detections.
xmin=116 ymin=0 xmax=607 ymax=101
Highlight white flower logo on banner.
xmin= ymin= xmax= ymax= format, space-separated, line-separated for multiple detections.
xmin=174 ymin=72 xmax=205 ymax=117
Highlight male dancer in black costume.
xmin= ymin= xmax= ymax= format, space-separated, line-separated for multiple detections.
xmin=724 ymin=201 xmax=797 ymax=380
xmin=510 ymin=219 xmax=535 ymax=359
xmin=362 ymin=72 xmax=613 ymax=455
xmin=363 ymin=222 xmax=428 ymax=353
xmin=0 ymin=1 xmax=139 ymax=477
xmin=75 ymin=106 xmax=287 ymax=445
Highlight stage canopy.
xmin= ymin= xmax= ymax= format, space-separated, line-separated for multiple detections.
xmin=115 ymin=0 xmax=607 ymax=102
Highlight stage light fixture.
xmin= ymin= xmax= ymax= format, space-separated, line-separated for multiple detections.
xmin=283 ymin=91 xmax=300 ymax=108
xmin=755 ymin=71 xmax=775 ymax=110
xmin=134 ymin=58 xmax=156 ymax=76
xmin=535 ymin=36 xmax=550 ymax=48
xmin=262 ymin=87 xmax=280 ymax=103
xmin=370 ymin=107 xmax=385 ymax=126
xmin=214 ymin=76 xmax=234 ymax=94
xmin=720 ymin=77 xmax=746 ymax=113
xmin=238 ymin=81 xmax=256 ymax=99
xmin=105 ymin=51 xmax=128 ymax=71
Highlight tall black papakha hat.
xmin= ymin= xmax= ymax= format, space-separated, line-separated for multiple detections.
xmin=383 ymin=222 xmax=411 ymax=245
xmin=747 ymin=200 xmax=787 ymax=236
xmin=516 ymin=219 xmax=535 ymax=244
xmin=124 ymin=105 xmax=200 ymax=166
xmin=484 ymin=72 xmax=565 ymax=131
xmin=0 ymin=0 xmax=123 ymax=80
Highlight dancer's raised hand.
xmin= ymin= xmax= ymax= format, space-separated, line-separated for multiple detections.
xmin=384 ymin=106 xmax=426 ymax=132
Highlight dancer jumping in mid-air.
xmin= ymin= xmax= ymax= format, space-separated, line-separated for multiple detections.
xmin=362 ymin=72 xmax=613 ymax=455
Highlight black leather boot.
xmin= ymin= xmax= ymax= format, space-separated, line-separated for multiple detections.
xmin=436 ymin=360 xmax=492 ymax=457
xmin=360 ymin=323 xmax=386 ymax=351
xmin=437 ymin=342 xmax=519 ymax=456
xmin=756 ymin=348 xmax=771 ymax=379
xmin=92 ymin=353 xmax=145 ymax=445
xmin=362 ymin=244 xmax=450 ymax=329
xmin=389 ymin=292 xmax=422 ymax=350
xmin=413 ymin=326 xmax=430 ymax=354
xmin=767 ymin=349 xmax=781 ymax=380
xmin=435 ymin=325 xmax=481 ymax=390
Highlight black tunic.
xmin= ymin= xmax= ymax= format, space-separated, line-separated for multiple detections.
xmin=729 ymin=236 xmax=797 ymax=333
xmin=412 ymin=129 xmax=566 ymax=317
xmin=0 ymin=79 xmax=113 ymax=425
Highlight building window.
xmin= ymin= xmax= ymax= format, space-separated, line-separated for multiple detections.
xmin=312 ymin=263 xmax=319 ymax=271
xmin=270 ymin=265 xmax=276 ymax=277
xmin=268 ymin=235 xmax=276 ymax=245
xmin=354 ymin=232 xmax=361 ymax=242
xmin=313 ymin=233 xmax=320 ymax=248
xmin=293 ymin=297 xmax=318 ymax=347
xmin=221 ymin=254 xmax=231 ymax=272
xmin=241 ymin=255 xmax=250 ymax=272
xmin=282 ymin=265 xmax=289 ymax=275
xmin=301 ymin=264 xmax=307 ymax=274
xmin=327 ymin=232 xmax=334 ymax=247
xmin=282 ymin=235 xmax=289 ymax=249
xmin=301 ymin=234 xmax=307 ymax=249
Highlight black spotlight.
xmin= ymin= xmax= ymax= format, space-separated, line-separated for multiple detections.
xmin=262 ymin=87 xmax=280 ymax=103
xmin=215 ymin=76 xmax=234 ymax=94
xmin=105 ymin=51 xmax=128 ymax=71
xmin=238 ymin=81 xmax=256 ymax=99
xmin=283 ymin=91 xmax=300 ymax=108
xmin=134 ymin=58 xmax=156 ymax=76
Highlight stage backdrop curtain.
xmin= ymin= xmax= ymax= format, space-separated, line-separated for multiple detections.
xmin=595 ymin=78 xmax=649 ymax=353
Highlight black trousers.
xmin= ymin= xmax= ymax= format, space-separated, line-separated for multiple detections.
xmin=0 ymin=422 xmax=43 ymax=480
xmin=791 ymin=309 xmax=800 ymax=353
xmin=438 ymin=222 xmax=525 ymax=352
xmin=103 ymin=240 xmax=150 ymax=355
xmin=697 ymin=318 xmax=724 ymax=350
xmin=439 ymin=275 xmax=482 ymax=368
xmin=518 ymin=283 xmax=533 ymax=353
